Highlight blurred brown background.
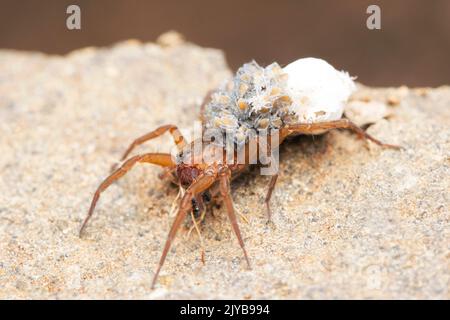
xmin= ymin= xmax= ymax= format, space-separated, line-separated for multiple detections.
xmin=0 ymin=0 xmax=449 ymax=86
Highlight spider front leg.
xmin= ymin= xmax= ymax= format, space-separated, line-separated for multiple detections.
xmin=151 ymin=170 xmax=218 ymax=288
xmin=111 ymin=124 xmax=187 ymax=172
xmin=285 ymin=119 xmax=402 ymax=149
xmin=80 ymin=153 xmax=175 ymax=237
xmin=219 ymin=171 xmax=251 ymax=268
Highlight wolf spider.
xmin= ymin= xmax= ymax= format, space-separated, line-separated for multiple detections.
xmin=79 ymin=59 xmax=402 ymax=289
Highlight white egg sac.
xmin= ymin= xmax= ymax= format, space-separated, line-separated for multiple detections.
xmin=283 ymin=57 xmax=356 ymax=123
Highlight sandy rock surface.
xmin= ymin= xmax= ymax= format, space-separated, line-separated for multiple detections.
xmin=0 ymin=37 xmax=448 ymax=299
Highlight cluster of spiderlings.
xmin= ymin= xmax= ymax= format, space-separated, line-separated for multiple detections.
xmin=204 ymin=61 xmax=298 ymax=147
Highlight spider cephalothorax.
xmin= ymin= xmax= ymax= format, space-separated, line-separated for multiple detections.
xmin=80 ymin=57 xmax=401 ymax=288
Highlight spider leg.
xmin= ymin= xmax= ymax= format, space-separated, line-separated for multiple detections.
xmin=264 ymin=174 xmax=278 ymax=222
xmin=219 ymin=173 xmax=251 ymax=268
xmin=284 ymin=119 xmax=402 ymax=150
xmin=80 ymin=153 xmax=175 ymax=237
xmin=258 ymin=135 xmax=280 ymax=222
xmin=111 ymin=124 xmax=187 ymax=172
xmin=151 ymin=170 xmax=218 ymax=288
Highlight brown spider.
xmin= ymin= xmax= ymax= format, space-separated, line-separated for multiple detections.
xmin=79 ymin=59 xmax=401 ymax=288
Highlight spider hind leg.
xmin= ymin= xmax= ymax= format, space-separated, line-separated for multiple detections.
xmin=285 ymin=119 xmax=402 ymax=150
